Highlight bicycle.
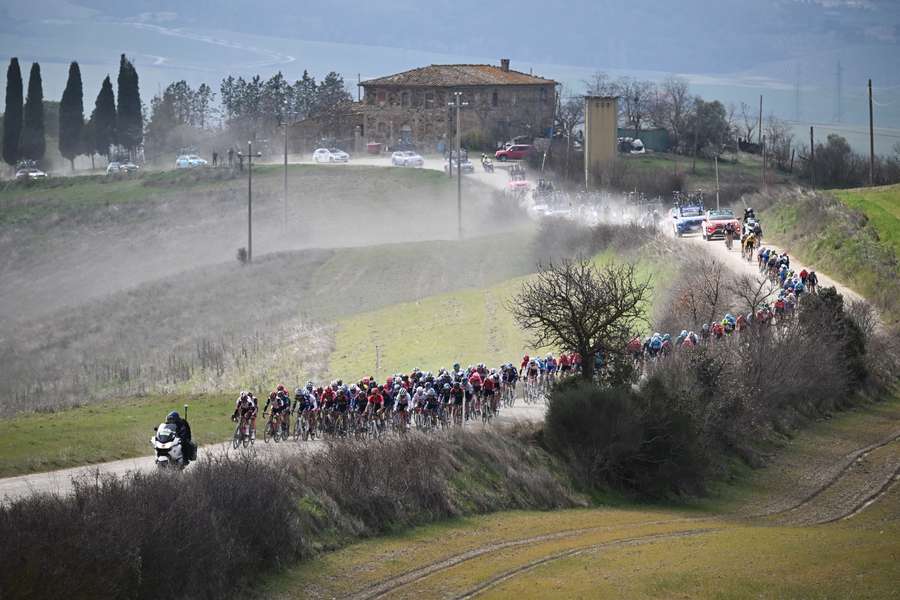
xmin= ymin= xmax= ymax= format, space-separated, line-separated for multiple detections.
xmin=263 ymin=411 xmax=283 ymax=443
xmin=232 ymin=414 xmax=253 ymax=449
xmin=293 ymin=410 xmax=312 ymax=441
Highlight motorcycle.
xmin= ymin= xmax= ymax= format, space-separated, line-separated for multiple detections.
xmin=481 ymin=156 xmax=494 ymax=173
xmin=151 ymin=423 xmax=187 ymax=469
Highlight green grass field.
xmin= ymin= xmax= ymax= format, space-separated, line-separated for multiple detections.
xmin=0 ymin=393 xmax=232 ymax=477
xmin=834 ymin=184 xmax=900 ymax=257
xmin=326 ymin=251 xmax=665 ymax=380
xmin=621 ymin=151 xmax=777 ymax=190
xmin=260 ymin=394 xmax=900 ymax=600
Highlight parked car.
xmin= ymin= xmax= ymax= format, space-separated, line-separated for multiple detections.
xmin=313 ymin=148 xmax=350 ymax=163
xmin=175 ymin=154 xmax=208 ymax=169
xmin=630 ymin=139 xmax=646 ymax=155
xmin=122 ymin=161 xmax=140 ymax=174
xmin=106 ymin=162 xmax=122 ymax=175
xmin=495 ymin=144 xmax=533 ymax=161
xmin=702 ymin=208 xmax=741 ymax=241
xmin=14 ymin=167 xmax=47 ymax=181
xmin=391 ymin=151 xmax=424 ymax=167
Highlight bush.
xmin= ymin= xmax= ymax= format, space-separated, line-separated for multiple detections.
xmin=0 ymin=429 xmax=578 ymax=600
xmin=543 ymin=379 xmax=709 ymax=498
xmin=0 ymin=456 xmax=301 ymax=600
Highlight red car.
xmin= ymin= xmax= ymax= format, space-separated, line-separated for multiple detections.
xmin=702 ymin=209 xmax=741 ymax=241
xmin=495 ymin=144 xmax=533 ymax=161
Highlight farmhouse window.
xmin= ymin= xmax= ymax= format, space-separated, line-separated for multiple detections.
xmin=425 ymin=92 xmax=435 ymax=108
xmin=401 ymin=91 xmax=409 ymax=107
xmin=492 ymin=91 xmax=498 ymax=107
xmin=376 ymin=90 xmax=386 ymax=104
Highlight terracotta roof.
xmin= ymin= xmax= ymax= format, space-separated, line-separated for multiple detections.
xmin=360 ymin=64 xmax=556 ymax=88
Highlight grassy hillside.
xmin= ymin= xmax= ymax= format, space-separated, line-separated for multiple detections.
xmin=0 ymin=246 xmax=667 ymax=476
xmin=0 ymin=164 xmax=514 ymax=325
xmin=834 ymin=184 xmax=900 ymax=257
xmin=326 ymin=251 xmax=665 ymax=380
xmin=761 ymin=185 xmax=900 ymax=320
xmin=1 ymin=231 xmax=537 ymax=414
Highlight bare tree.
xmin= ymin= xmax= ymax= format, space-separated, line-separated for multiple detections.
xmin=654 ymin=76 xmax=692 ymax=149
xmin=617 ymin=77 xmax=657 ymax=138
xmin=764 ymin=114 xmax=794 ymax=170
xmin=739 ymin=102 xmax=757 ymax=144
xmin=671 ymin=257 xmax=727 ymax=327
xmin=584 ymin=71 xmax=617 ymax=97
xmin=727 ymin=273 xmax=777 ymax=318
xmin=555 ymin=90 xmax=585 ymax=178
xmin=508 ymin=259 xmax=653 ymax=381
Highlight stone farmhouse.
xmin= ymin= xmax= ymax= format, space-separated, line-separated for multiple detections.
xmin=357 ymin=59 xmax=557 ymax=151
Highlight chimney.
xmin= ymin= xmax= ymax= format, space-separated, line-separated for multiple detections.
xmin=500 ymin=58 xmax=510 ymax=72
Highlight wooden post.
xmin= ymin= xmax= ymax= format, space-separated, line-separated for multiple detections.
xmin=869 ymin=79 xmax=875 ymax=186
xmin=809 ymin=126 xmax=815 ymax=190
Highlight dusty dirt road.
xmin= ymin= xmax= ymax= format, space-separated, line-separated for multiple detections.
xmin=0 ymin=402 xmax=546 ymax=503
xmin=682 ymin=230 xmax=868 ymax=306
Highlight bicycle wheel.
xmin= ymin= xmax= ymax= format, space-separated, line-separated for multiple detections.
xmin=300 ymin=415 xmax=310 ymax=441
xmin=242 ymin=423 xmax=251 ymax=448
xmin=263 ymin=419 xmax=273 ymax=443
xmin=232 ymin=423 xmax=241 ymax=449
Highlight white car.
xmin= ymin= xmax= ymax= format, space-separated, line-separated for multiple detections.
xmin=106 ymin=162 xmax=122 ymax=175
xmin=391 ymin=151 xmax=424 ymax=167
xmin=313 ymin=148 xmax=350 ymax=163
xmin=14 ymin=167 xmax=47 ymax=181
xmin=175 ymin=154 xmax=208 ymax=169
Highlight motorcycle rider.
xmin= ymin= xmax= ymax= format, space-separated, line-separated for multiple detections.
xmin=165 ymin=410 xmax=196 ymax=464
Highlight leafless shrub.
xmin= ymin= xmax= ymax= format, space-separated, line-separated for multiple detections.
xmin=0 ymin=429 xmax=578 ymax=600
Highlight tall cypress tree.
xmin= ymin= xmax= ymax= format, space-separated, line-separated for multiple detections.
xmin=116 ymin=54 xmax=142 ymax=154
xmin=2 ymin=57 xmax=23 ymax=167
xmin=59 ymin=61 xmax=84 ymax=170
xmin=20 ymin=62 xmax=45 ymax=162
xmin=93 ymin=76 xmax=116 ymax=158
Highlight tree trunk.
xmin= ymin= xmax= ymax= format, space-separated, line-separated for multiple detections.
xmin=581 ymin=351 xmax=595 ymax=381
xmin=70 ymin=158 xmax=75 ymax=172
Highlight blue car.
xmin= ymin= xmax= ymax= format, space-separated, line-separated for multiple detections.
xmin=671 ymin=203 xmax=705 ymax=237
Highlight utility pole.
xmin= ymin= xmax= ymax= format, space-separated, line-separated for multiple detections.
xmin=283 ymin=118 xmax=288 ymax=231
xmin=757 ymin=95 xmax=763 ymax=145
xmin=809 ymin=126 xmax=816 ymax=190
xmin=761 ymin=135 xmax=767 ymax=192
xmin=450 ymin=91 xmax=468 ymax=240
xmin=714 ymin=155 xmax=720 ymax=210
xmin=237 ymin=141 xmax=262 ymax=262
xmin=868 ymin=79 xmax=875 ymax=186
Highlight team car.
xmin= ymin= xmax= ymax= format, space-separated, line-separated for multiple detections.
xmin=702 ymin=208 xmax=741 ymax=241
xmin=671 ymin=202 xmax=706 ymax=237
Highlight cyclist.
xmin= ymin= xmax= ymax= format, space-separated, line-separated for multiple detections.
xmin=232 ymin=391 xmax=257 ymax=440
xmin=263 ymin=390 xmax=289 ymax=437
xmin=807 ymin=270 xmax=818 ymax=294
xmin=450 ymin=381 xmax=465 ymax=423
xmin=395 ymin=387 xmax=411 ymax=429
xmin=482 ymin=372 xmax=497 ymax=415
xmin=424 ymin=388 xmax=440 ymax=427
xmin=467 ymin=370 xmax=483 ymax=413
